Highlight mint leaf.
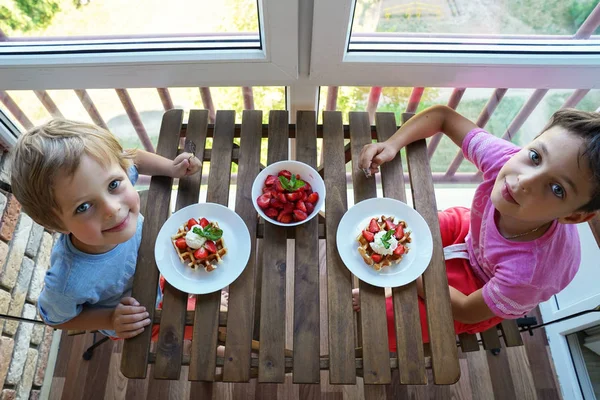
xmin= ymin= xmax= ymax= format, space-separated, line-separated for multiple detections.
xmin=278 ymin=175 xmax=306 ymax=191
xmin=192 ymin=225 xmax=223 ymax=240
xmin=381 ymin=229 xmax=395 ymax=249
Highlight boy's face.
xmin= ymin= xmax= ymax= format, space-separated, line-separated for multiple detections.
xmin=54 ymin=155 xmax=140 ymax=254
xmin=491 ymin=126 xmax=595 ymax=226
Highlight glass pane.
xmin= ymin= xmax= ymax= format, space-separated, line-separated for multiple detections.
xmin=0 ymin=0 xmax=258 ymax=39
xmin=352 ymin=0 xmax=598 ymax=36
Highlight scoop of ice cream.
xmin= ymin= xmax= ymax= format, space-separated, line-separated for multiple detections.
xmin=185 ymin=225 xmax=207 ymax=249
xmin=369 ymin=230 xmax=398 ymax=255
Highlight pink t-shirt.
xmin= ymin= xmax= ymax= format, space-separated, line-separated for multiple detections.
xmin=462 ymin=129 xmax=581 ymax=319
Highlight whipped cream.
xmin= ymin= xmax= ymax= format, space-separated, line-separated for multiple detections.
xmin=369 ymin=230 xmax=398 ymax=255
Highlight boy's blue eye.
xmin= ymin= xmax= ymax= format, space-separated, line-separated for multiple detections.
xmin=108 ymin=180 xmax=120 ymax=190
xmin=529 ymin=149 xmax=540 ymax=165
xmin=76 ymin=203 xmax=91 ymax=214
xmin=551 ymin=184 xmax=565 ymax=199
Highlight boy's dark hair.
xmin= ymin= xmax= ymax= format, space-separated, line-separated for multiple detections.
xmin=544 ymin=108 xmax=600 ymax=212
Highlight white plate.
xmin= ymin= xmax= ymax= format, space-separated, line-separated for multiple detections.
xmin=336 ymin=198 xmax=433 ymax=288
xmin=154 ymin=203 xmax=251 ymax=294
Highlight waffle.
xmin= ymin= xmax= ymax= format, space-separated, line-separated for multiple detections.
xmin=171 ymin=221 xmax=227 ymax=272
xmin=356 ymin=215 xmax=411 ymax=271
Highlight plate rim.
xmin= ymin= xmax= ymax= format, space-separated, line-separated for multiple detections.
xmin=336 ymin=197 xmax=433 ymax=288
xmin=154 ymin=202 xmax=251 ymax=294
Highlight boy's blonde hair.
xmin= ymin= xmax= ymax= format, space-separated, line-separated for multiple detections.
xmin=10 ymin=119 xmax=135 ymax=231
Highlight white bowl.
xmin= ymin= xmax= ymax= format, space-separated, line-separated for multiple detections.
xmin=251 ymin=160 xmax=326 ymax=227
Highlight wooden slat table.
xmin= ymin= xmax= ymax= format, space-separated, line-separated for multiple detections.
xmin=121 ymin=109 xmax=461 ymax=392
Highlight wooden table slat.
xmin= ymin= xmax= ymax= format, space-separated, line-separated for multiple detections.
xmin=292 ymin=111 xmax=320 ymax=384
xmin=349 ymin=112 xmax=391 ymax=385
xmin=402 ymin=112 xmax=460 ymax=384
xmin=500 ymin=320 xmax=523 ymax=347
xmin=258 ymin=110 xmax=289 ymax=383
xmin=322 ymin=111 xmax=356 ymax=385
xmin=121 ymin=109 xmax=184 ymax=379
xmin=153 ymin=110 xmax=209 ymax=379
xmin=480 ymin=327 xmax=502 ymax=351
xmin=222 ymin=110 xmax=263 ymax=382
xmin=189 ymin=110 xmax=236 ymax=381
xmin=458 ymin=333 xmax=481 ymax=353
xmin=376 ymin=112 xmax=427 ymax=385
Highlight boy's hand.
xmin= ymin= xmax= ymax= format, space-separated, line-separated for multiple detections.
xmin=111 ymin=297 xmax=151 ymax=339
xmin=359 ymin=142 xmax=399 ymax=177
xmin=172 ymin=152 xmax=202 ymax=178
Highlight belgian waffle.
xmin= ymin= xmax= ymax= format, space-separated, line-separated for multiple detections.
xmin=171 ymin=221 xmax=227 ymax=272
xmin=356 ymin=215 xmax=411 ymax=271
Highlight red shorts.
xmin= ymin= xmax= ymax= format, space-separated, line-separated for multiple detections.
xmin=386 ymin=206 xmax=503 ymax=352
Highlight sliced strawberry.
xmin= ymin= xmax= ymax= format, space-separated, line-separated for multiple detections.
xmin=175 ymin=238 xmax=187 ymax=250
xmin=368 ymin=218 xmax=380 ymax=233
xmin=257 ymin=194 xmax=271 ymax=209
xmin=293 ymin=209 xmax=308 ymax=221
xmin=204 ymin=240 xmax=217 ymax=254
xmin=187 ymin=218 xmax=199 ymax=230
xmin=277 ymin=212 xmax=293 ymax=223
xmin=275 ymin=180 xmax=286 ymax=192
xmin=305 ymin=202 xmax=315 ymax=215
xmin=282 ymin=202 xmax=295 ymax=213
xmin=303 ymin=181 xmax=312 ymax=192
xmin=265 ymin=207 xmax=279 ymax=219
xmin=278 ymin=193 xmax=287 ymax=203
xmin=270 ymin=198 xmax=284 ymax=209
xmin=371 ymin=254 xmax=382 ymax=263
xmin=278 ymin=170 xmax=292 ymax=179
xmin=307 ymin=192 xmax=319 ymax=204
xmin=394 ymin=226 xmax=405 ymax=239
xmin=296 ymin=200 xmax=307 ymax=213
xmin=301 ymin=191 xmax=308 ymax=201
xmin=194 ymin=247 xmax=209 ymax=260
xmin=199 ymin=218 xmax=209 ymax=228
xmin=262 ymin=186 xmax=272 ymax=193
xmin=285 ymin=192 xmax=302 ymax=202
xmin=393 ymin=245 xmax=405 ymax=256
xmin=362 ymin=230 xmax=375 ymax=242
xmin=384 ymin=219 xmax=396 ymax=231
xmin=264 ymin=174 xmax=278 ymax=186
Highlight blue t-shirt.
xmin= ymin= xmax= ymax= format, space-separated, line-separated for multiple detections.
xmin=37 ymin=165 xmax=158 ymax=337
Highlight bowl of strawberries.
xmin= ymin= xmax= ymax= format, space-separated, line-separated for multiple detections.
xmin=252 ymin=160 xmax=326 ymax=226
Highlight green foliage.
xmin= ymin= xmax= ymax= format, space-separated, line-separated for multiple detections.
xmin=503 ymin=0 xmax=594 ymax=34
xmin=0 ymin=0 xmax=60 ymax=33
xmin=568 ymin=0 xmax=598 ymax=30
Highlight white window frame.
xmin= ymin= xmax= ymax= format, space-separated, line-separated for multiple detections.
xmin=310 ymin=0 xmax=600 ymax=88
xmin=0 ymin=0 xmax=298 ymax=90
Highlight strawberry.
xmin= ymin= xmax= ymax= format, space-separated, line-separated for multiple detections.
xmin=278 ymin=193 xmax=287 ymax=203
xmin=301 ymin=191 xmax=308 ymax=202
xmin=282 ymin=202 xmax=295 ymax=213
xmin=394 ymin=226 xmax=405 ymax=239
xmin=194 ymin=247 xmax=209 ymax=260
xmin=175 ymin=238 xmax=187 ymax=249
xmin=277 ymin=212 xmax=293 ymax=223
xmin=265 ymin=207 xmax=279 ymax=219
xmin=187 ymin=218 xmax=199 ymax=230
xmin=270 ymin=198 xmax=284 ymax=209
xmin=275 ymin=180 xmax=286 ymax=192
xmin=285 ymin=192 xmax=302 ymax=202
xmin=293 ymin=209 xmax=308 ymax=221
xmin=264 ymin=174 xmax=278 ymax=186
xmin=305 ymin=202 xmax=315 ymax=215
xmin=371 ymin=254 xmax=382 ymax=263
xmin=257 ymin=194 xmax=271 ymax=209
xmin=296 ymin=200 xmax=307 ymax=213
xmin=204 ymin=240 xmax=217 ymax=254
xmin=384 ymin=219 xmax=396 ymax=231
xmin=307 ymin=192 xmax=319 ymax=204
xmin=368 ymin=218 xmax=380 ymax=233
xmin=262 ymin=186 xmax=272 ymax=193
xmin=278 ymin=170 xmax=292 ymax=179
xmin=362 ymin=230 xmax=375 ymax=242
xmin=303 ymin=182 xmax=312 ymax=192
xmin=393 ymin=245 xmax=405 ymax=256
xmin=199 ymin=218 xmax=209 ymax=228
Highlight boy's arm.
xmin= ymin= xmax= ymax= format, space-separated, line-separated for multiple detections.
xmin=416 ymin=277 xmax=496 ymax=324
xmin=132 ymin=149 xmax=201 ymax=178
xmin=359 ymin=105 xmax=477 ymax=175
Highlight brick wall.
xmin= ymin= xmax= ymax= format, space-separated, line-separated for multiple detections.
xmin=0 ymin=152 xmax=58 ymax=400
